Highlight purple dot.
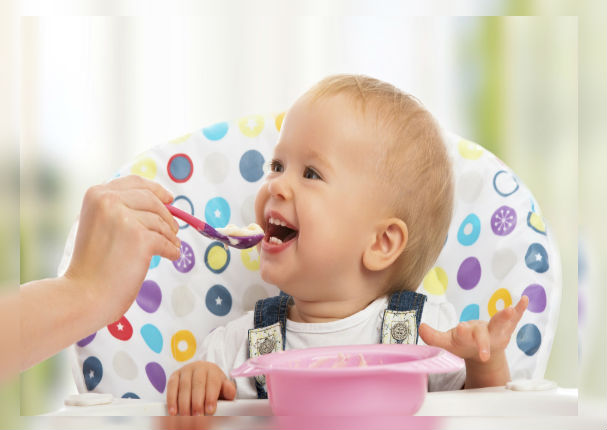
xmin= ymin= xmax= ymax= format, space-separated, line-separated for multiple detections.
xmin=136 ymin=280 xmax=162 ymax=313
xmin=491 ymin=205 xmax=517 ymax=236
xmin=522 ymin=284 xmax=547 ymax=313
xmin=457 ymin=257 xmax=481 ymax=290
xmin=173 ymin=240 xmax=195 ymax=273
xmin=77 ymin=333 xmax=96 ymax=347
xmin=145 ymin=362 xmax=166 ymax=393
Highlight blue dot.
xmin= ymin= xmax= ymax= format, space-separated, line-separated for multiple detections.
xmin=149 ymin=255 xmax=161 ymax=269
xmin=172 ymin=195 xmax=194 ymax=230
xmin=516 ymin=323 xmax=541 ymax=356
xmin=457 ymin=213 xmax=481 ymax=246
xmin=525 ymin=243 xmax=549 ymax=273
xmin=492 ymin=170 xmax=519 ymax=197
xmin=204 ymin=197 xmax=231 ymax=228
xmin=202 ymin=122 xmax=229 ymax=141
xmin=205 ymin=284 xmax=232 ymax=317
xmin=459 ymin=304 xmax=480 ymax=322
xmin=239 ymin=150 xmax=265 ymax=182
xmin=83 ymin=356 xmax=103 ymax=391
xmin=168 ymin=154 xmax=193 ymax=182
xmin=141 ymin=323 xmax=163 ymax=354
xmin=122 ymin=392 xmax=140 ymax=399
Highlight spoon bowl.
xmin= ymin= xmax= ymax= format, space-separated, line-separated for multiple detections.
xmin=166 ymin=204 xmax=264 ymax=249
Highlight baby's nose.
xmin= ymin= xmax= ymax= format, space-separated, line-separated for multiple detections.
xmin=268 ymin=174 xmax=293 ymax=200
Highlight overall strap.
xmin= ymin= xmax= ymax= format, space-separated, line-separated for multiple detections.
xmin=387 ymin=290 xmax=427 ymax=331
xmin=250 ymin=294 xmax=292 ymax=399
xmin=253 ymin=294 xmax=291 ymax=344
xmin=381 ymin=290 xmax=427 ymax=345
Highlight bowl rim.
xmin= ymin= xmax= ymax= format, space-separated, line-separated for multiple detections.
xmin=246 ymin=344 xmax=464 ymax=375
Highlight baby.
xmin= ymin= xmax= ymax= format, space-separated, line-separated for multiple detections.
xmin=166 ymin=74 xmax=528 ymax=416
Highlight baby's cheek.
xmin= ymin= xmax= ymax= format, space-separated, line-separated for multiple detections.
xmin=300 ymin=233 xmax=348 ymax=265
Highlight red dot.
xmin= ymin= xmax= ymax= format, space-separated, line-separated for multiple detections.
xmin=108 ymin=315 xmax=133 ymax=341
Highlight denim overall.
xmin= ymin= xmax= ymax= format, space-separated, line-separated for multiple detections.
xmin=248 ymin=290 xmax=427 ymax=399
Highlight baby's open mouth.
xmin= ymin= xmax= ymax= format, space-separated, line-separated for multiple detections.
xmin=265 ymin=217 xmax=298 ymax=245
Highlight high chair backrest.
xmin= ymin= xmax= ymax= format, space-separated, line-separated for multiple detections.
xmin=58 ymin=113 xmax=561 ymax=400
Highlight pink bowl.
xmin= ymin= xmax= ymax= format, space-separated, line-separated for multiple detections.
xmin=231 ymin=344 xmax=463 ymax=416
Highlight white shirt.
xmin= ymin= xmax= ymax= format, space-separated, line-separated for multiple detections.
xmin=200 ymin=294 xmax=466 ymax=398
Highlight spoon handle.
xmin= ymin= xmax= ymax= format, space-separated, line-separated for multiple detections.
xmin=166 ymin=204 xmax=209 ymax=233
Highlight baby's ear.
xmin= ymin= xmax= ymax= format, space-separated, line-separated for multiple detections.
xmin=362 ymin=218 xmax=408 ymax=272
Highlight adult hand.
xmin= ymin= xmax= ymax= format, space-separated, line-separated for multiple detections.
xmin=65 ymin=175 xmax=181 ymax=322
xmin=21 ymin=175 xmax=181 ymax=371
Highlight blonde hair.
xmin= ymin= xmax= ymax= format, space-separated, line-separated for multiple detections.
xmin=304 ymin=74 xmax=454 ymax=293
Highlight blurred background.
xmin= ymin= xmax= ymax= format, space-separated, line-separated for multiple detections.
xmin=10 ymin=0 xmax=605 ymax=423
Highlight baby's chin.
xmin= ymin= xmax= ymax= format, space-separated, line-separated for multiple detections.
xmin=258 ymin=263 xmax=280 ymax=286
xmin=259 ymin=265 xmax=297 ymax=294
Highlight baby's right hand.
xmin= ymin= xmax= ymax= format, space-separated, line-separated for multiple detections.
xmin=166 ymin=361 xmax=236 ymax=416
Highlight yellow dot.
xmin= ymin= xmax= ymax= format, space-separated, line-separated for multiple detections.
xmin=457 ymin=139 xmax=484 ymax=160
xmin=528 ymin=212 xmax=546 ymax=233
xmin=238 ymin=115 xmax=265 ymax=137
xmin=171 ymin=330 xmax=196 ymax=362
xmin=422 ymin=266 xmax=448 ymax=295
xmin=130 ymin=157 xmax=157 ymax=180
xmin=275 ymin=112 xmax=285 ymax=132
xmin=169 ymin=132 xmax=192 ymax=145
xmin=207 ymin=245 xmax=228 ymax=271
xmin=488 ymin=288 xmax=512 ymax=317
xmin=241 ymin=247 xmax=260 ymax=271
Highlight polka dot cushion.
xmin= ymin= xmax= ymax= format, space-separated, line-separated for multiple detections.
xmin=419 ymin=137 xmax=561 ymax=380
xmin=59 ymin=114 xmax=560 ymax=399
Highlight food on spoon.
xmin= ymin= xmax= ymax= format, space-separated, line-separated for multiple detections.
xmin=216 ymin=223 xmax=264 ymax=237
xmin=216 ymin=223 xmax=264 ymax=246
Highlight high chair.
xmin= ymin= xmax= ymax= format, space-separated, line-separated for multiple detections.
xmin=57 ymin=113 xmax=561 ymax=402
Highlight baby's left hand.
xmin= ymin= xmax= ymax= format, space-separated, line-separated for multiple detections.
xmin=419 ymin=296 xmax=528 ymax=363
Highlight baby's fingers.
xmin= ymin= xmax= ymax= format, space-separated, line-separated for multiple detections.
xmin=191 ymin=367 xmax=207 ymax=416
xmin=419 ymin=323 xmax=451 ymax=350
xmin=204 ymin=373 xmax=224 ymax=415
xmin=166 ymin=371 xmax=180 ymax=416
xmin=515 ymin=295 xmax=529 ymax=315
xmin=472 ymin=325 xmax=491 ymax=362
xmin=221 ymin=379 xmax=237 ymax=401
xmin=177 ymin=368 xmax=193 ymax=415
xmin=491 ymin=296 xmax=529 ymax=330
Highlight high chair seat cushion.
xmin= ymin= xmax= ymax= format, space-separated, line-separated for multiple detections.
xmin=58 ymin=113 xmax=561 ymax=400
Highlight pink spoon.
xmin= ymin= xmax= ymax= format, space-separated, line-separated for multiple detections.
xmin=166 ymin=204 xmax=264 ymax=249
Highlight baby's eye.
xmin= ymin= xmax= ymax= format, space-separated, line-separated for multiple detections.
xmin=303 ymin=167 xmax=322 ymax=180
xmin=269 ymin=159 xmax=284 ymax=173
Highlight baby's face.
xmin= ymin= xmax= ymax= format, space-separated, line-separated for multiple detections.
xmin=255 ymin=94 xmax=387 ymax=299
